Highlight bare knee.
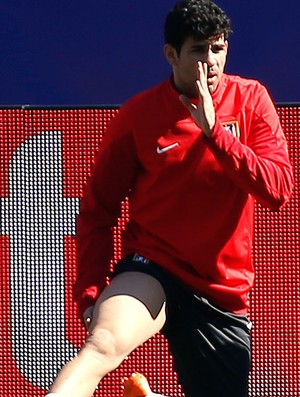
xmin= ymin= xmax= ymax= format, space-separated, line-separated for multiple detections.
xmin=83 ymin=328 xmax=127 ymax=370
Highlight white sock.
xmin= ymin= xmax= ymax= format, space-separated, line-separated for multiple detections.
xmin=147 ymin=394 xmax=170 ymax=397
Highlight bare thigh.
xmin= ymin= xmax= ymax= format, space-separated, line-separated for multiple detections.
xmin=89 ymin=271 xmax=167 ymax=356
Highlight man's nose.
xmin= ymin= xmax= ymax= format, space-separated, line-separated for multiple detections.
xmin=204 ymin=49 xmax=217 ymax=67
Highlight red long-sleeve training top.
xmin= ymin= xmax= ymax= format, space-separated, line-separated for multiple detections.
xmin=74 ymin=74 xmax=293 ymax=317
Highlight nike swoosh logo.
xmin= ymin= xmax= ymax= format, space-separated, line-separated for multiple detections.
xmin=156 ymin=142 xmax=179 ymax=154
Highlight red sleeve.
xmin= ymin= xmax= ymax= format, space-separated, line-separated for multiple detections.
xmin=204 ymin=85 xmax=293 ymax=210
xmin=73 ymin=106 xmax=138 ymax=317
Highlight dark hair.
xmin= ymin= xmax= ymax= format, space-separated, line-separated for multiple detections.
xmin=164 ymin=0 xmax=232 ymax=54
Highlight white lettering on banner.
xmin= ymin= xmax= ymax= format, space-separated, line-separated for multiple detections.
xmin=0 ymin=131 xmax=80 ymax=389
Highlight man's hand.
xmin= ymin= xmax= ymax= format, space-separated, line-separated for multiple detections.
xmin=83 ymin=305 xmax=94 ymax=331
xmin=179 ymin=61 xmax=216 ymax=137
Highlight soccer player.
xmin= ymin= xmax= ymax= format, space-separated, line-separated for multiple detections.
xmin=46 ymin=1 xmax=293 ymax=396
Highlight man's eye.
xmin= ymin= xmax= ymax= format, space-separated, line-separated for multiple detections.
xmin=212 ymin=46 xmax=224 ymax=53
xmin=192 ymin=47 xmax=206 ymax=53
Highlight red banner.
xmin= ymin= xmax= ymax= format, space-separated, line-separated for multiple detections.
xmin=0 ymin=106 xmax=299 ymax=396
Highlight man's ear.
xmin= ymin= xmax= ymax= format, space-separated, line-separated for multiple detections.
xmin=163 ymin=44 xmax=179 ymax=66
xmin=225 ymin=40 xmax=229 ymax=53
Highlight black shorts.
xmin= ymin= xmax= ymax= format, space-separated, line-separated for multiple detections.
xmin=113 ymin=254 xmax=252 ymax=397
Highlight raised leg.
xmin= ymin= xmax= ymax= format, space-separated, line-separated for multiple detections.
xmin=47 ymin=271 xmax=167 ymax=397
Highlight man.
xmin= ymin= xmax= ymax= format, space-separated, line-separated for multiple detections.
xmin=46 ymin=1 xmax=293 ymax=396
